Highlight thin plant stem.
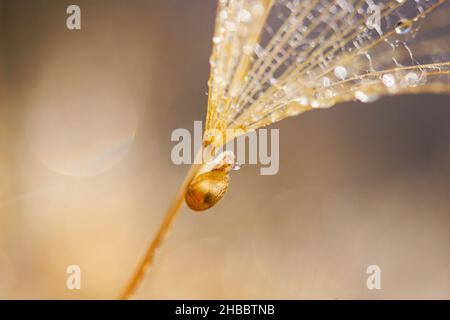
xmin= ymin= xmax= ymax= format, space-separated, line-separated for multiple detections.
xmin=119 ymin=153 xmax=203 ymax=300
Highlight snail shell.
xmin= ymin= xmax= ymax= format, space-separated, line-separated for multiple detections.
xmin=185 ymin=169 xmax=230 ymax=211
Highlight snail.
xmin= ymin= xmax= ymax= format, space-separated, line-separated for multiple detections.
xmin=185 ymin=150 xmax=235 ymax=211
xmin=185 ymin=169 xmax=230 ymax=211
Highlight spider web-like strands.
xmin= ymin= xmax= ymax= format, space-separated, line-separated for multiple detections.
xmin=205 ymin=0 xmax=450 ymax=146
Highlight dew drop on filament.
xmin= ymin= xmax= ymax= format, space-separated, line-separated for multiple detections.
xmin=382 ymin=74 xmax=396 ymax=88
xmin=395 ymin=19 xmax=413 ymax=34
xmin=334 ymin=66 xmax=347 ymax=80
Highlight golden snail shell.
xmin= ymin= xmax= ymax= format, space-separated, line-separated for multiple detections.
xmin=185 ymin=169 xmax=230 ymax=211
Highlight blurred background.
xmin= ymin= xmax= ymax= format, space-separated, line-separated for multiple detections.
xmin=0 ymin=0 xmax=449 ymax=299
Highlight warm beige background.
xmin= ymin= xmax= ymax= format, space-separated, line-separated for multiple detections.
xmin=0 ymin=0 xmax=449 ymax=299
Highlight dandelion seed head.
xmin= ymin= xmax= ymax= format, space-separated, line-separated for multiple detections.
xmin=204 ymin=0 xmax=450 ymax=147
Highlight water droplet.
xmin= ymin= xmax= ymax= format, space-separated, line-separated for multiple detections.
xmin=232 ymin=163 xmax=241 ymax=171
xmin=221 ymin=150 xmax=236 ymax=167
xmin=402 ymin=71 xmax=420 ymax=87
xmin=296 ymin=96 xmax=309 ymax=106
xmin=334 ymin=66 xmax=347 ymax=80
xmin=311 ymin=98 xmax=334 ymax=109
xmin=238 ymin=9 xmax=252 ymax=23
xmin=322 ymin=77 xmax=331 ymax=86
xmin=395 ymin=19 xmax=412 ymax=34
xmin=251 ymin=2 xmax=265 ymax=17
xmin=355 ymin=90 xmax=378 ymax=103
xmin=311 ymin=100 xmax=320 ymax=109
xmin=355 ymin=91 xmax=368 ymax=102
xmin=382 ymin=73 xmax=396 ymax=88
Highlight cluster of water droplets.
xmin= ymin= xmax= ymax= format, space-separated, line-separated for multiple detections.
xmin=204 ymin=0 xmax=450 ymax=145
